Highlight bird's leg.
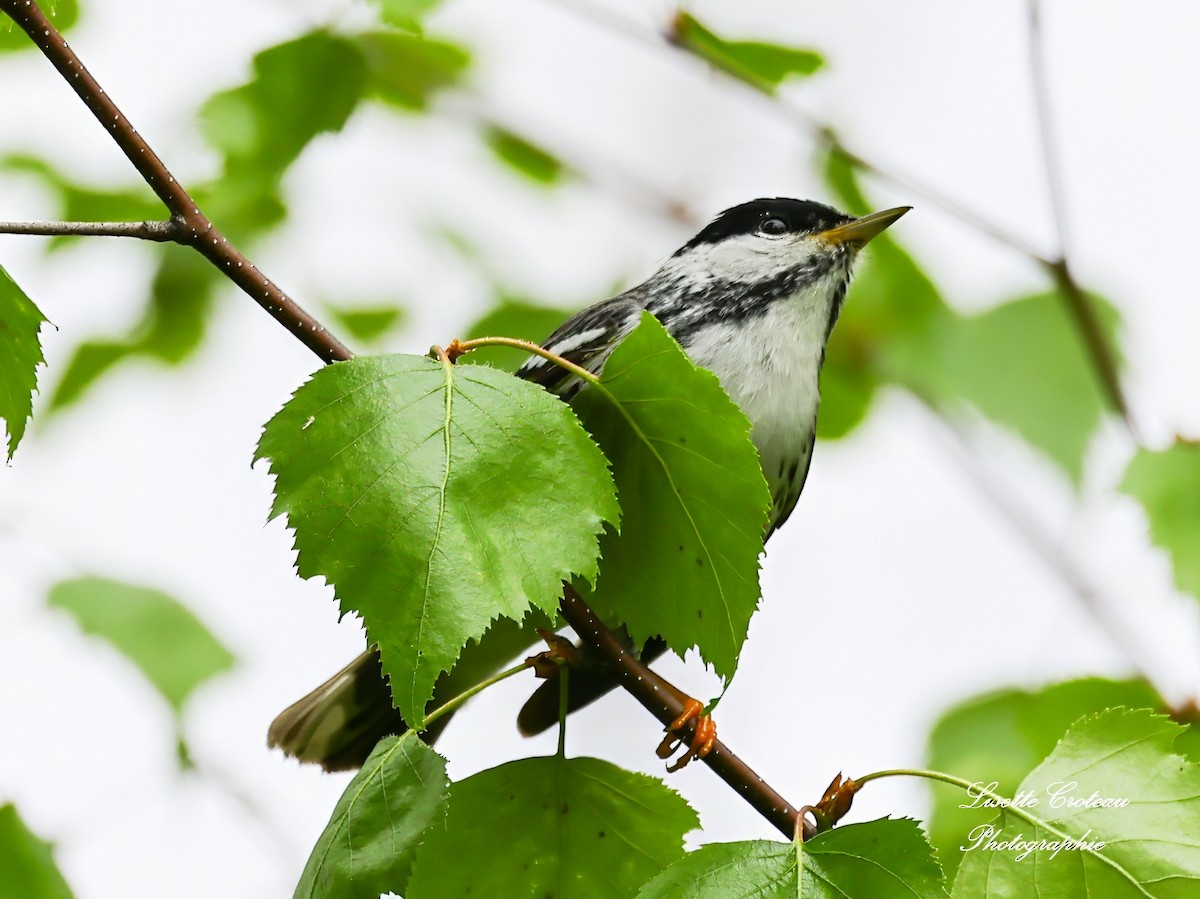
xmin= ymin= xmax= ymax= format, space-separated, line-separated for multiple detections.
xmin=656 ymin=697 xmax=717 ymax=772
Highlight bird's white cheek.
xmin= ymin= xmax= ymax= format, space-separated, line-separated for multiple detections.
xmin=667 ymin=234 xmax=818 ymax=283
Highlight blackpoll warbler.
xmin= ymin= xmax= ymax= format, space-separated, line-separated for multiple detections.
xmin=270 ymin=198 xmax=909 ymax=769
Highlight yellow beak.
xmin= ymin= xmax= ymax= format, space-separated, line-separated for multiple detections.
xmin=816 ymin=206 xmax=911 ymax=247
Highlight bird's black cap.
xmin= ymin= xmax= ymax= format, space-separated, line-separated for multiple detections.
xmin=676 ymin=198 xmax=852 ymax=255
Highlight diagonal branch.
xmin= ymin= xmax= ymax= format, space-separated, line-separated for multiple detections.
xmin=0 ymin=0 xmax=352 ymax=365
xmin=559 ymin=584 xmax=807 ymax=839
xmin=1044 ymin=257 xmax=1134 ymax=433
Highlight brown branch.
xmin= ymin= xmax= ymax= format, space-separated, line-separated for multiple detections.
xmin=559 ymin=585 xmax=808 ymax=840
xmin=1044 ymin=257 xmax=1135 ymax=433
xmin=0 ymin=0 xmax=352 ymax=365
xmin=0 ymin=220 xmax=181 ymax=241
xmin=1026 ymin=2 xmax=1135 ymax=434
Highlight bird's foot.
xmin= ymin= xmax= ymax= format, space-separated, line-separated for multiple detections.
xmin=656 ymin=697 xmax=716 ymax=772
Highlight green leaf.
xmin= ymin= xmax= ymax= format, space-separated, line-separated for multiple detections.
xmin=0 ymin=805 xmax=74 ymax=899
xmin=951 ymin=708 xmax=1200 ymax=896
xmin=48 ymin=576 xmax=235 ymax=713
xmin=48 ymin=249 xmax=217 ymax=411
xmin=818 ymin=149 xmax=949 ymax=441
xmin=408 ymin=755 xmax=698 ymax=897
xmin=255 ymin=354 xmax=617 ymax=727
xmin=0 ymin=264 xmax=48 ymax=460
xmin=926 ymin=678 xmax=1163 ymax=878
xmin=816 ymin=326 xmax=876 ymax=440
xmin=374 ymin=0 xmax=443 ymax=33
xmin=294 ymin=732 xmax=448 ymax=899
xmin=325 ymin=303 xmax=407 ymax=345
xmin=571 ymin=313 xmax=770 ymax=684
xmin=202 ymin=31 xmax=367 ymax=180
xmin=0 ymin=0 xmax=78 ymax=53
xmin=639 ymin=819 xmax=946 ymax=898
xmin=671 ymin=13 xmax=823 ymax=93
xmin=357 ymin=31 xmax=469 ymax=111
xmin=1121 ymin=441 xmax=1200 ymax=600
xmin=914 ymin=291 xmax=1121 ymax=483
xmin=483 ymin=126 xmax=566 ymax=185
xmin=824 ymin=150 xmax=1120 ymax=479
xmin=460 ymin=297 xmax=575 ymax=372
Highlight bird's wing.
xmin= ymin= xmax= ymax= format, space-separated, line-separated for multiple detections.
xmin=515 ymin=293 xmax=644 ymax=398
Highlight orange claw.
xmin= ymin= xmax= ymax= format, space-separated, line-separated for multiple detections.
xmin=656 ymin=698 xmax=717 ymax=772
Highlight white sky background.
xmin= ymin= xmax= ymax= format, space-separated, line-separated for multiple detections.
xmin=2 ymin=0 xmax=1199 ymax=895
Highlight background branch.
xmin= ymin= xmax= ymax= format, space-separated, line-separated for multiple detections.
xmin=1027 ymin=1 xmax=1135 ymax=432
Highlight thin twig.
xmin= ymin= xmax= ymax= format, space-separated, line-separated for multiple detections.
xmin=1027 ymin=0 xmax=1072 ymax=256
xmin=1026 ymin=3 xmax=1135 ymax=432
xmin=1044 ymin=258 xmax=1135 ymax=433
xmin=0 ymin=219 xmax=181 ymax=241
xmin=0 ymin=0 xmax=352 ymax=365
xmin=559 ymin=585 xmax=806 ymax=840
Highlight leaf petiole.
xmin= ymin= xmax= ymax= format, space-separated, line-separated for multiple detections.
xmin=422 ymin=660 xmax=534 ymax=731
xmin=436 ymin=335 xmax=601 ymax=385
xmin=854 ymin=767 xmax=1057 ymax=836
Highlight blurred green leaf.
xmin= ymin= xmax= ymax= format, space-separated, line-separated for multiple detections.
xmin=461 ymin=297 xmax=575 ymax=371
xmin=817 ymin=326 xmax=876 ymax=440
xmin=408 ymin=755 xmax=698 ymax=897
xmin=572 ymin=314 xmax=770 ymax=684
xmin=638 ymin=819 xmax=946 ymax=898
xmin=295 ymin=732 xmax=448 ymax=899
xmin=374 ymin=0 xmax=442 ymax=33
xmin=325 ymin=303 xmax=407 ymax=344
xmin=824 ymin=150 xmax=1119 ymax=479
xmin=951 ymin=709 xmax=1200 ymax=896
xmin=0 ymin=264 xmax=47 ymax=460
xmin=483 ymin=126 xmax=566 ymax=186
xmin=357 ymin=30 xmax=469 ymax=111
xmin=0 ymin=0 xmax=78 ymax=53
xmin=926 ymin=678 xmax=1163 ymax=877
xmin=671 ymin=13 xmax=823 ymax=93
xmin=202 ymin=31 xmax=367 ymax=182
xmin=0 ymin=804 xmax=74 ymax=899
xmin=823 ymin=150 xmax=949 ymax=343
xmin=1121 ymin=440 xmax=1200 ymax=599
xmin=45 ymin=341 xmax=125 ymax=412
xmin=819 ymin=149 xmax=949 ymax=441
xmin=255 ymin=354 xmax=617 ymax=727
xmin=48 ymin=249 xmax=217 ymax=411
xmin=914 ymin=290 xmax=1120 ymax=482
xmin=48 ymin=576 xmax=235 ymax=714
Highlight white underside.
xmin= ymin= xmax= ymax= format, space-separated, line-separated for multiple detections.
xmin=682 ymin=269 xmax=843 ymax=495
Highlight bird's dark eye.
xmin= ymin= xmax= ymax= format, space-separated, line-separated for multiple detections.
xmin=759 ymin=217 xmax=788 ymax=236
